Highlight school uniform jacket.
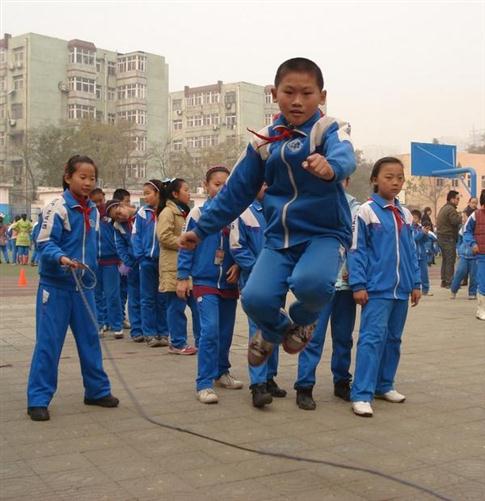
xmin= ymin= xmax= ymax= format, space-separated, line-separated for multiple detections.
xmin=113 ymin=219 xmax=137 ymax=269
xmin=131 ymin=206 xmax=159 ymax=261
xmin=98 ymin=210 xmax=120 ymax=266
xmin=348 ymin=194 xmax=421 ymax=300
xmin=189 ymin=111 xmax=355 ymax=250
xmin=464 ymin=208 xmax=485 ymax=255
xmin=37 ymin=190 xmax=99 ymax=291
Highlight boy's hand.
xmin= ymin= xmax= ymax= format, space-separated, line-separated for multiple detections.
xmin=472 ymin=244 xmax=479 ymax=255
xmin=176 ymin=279 xmax=190 ymax=299
xmin=302 ymin=153 xmax=335 ymax=181
xmin=178 ymin=231 xmax=200 ymax=250
xmin=411 ymin=289 xmax=421 ymax=307
xmin=353 ymin=290 xmax=368 ymax=306
xmin=226 ymin=264 xmax=240 ymax=284
xmin=60 ymin=256 xmax=82 ymax=269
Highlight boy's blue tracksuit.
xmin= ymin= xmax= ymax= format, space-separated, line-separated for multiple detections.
xmin=296 ymin=194 xmax=360 ymax=390
xmin=95 ymin=211 xmax=123 ymax=332
xmin=424 ymin=230 xmax=438 ymax=266
xmin=230 ymin=200 xmax=280 ymax=386
xmin=463 ymin=212 xmax=484 ymax=295
xmin=348 ymin=194 xmax=421 ymax=402
xmin=132 ymin=206 xmax=168 ymax=338
xmin=31 ymin=221 xmax=41 ymax=264
xmin=412 ymin=223 xmax=431 ymax=294
xmin=450 ymin=230 xmax=477 ymax=296
xmin=178 ymin=200 xmax=239 ymax=392
xmin=190 ymin=112 xmax=355 ymax=343
xmin=27 ymin=190 xmax=111 ymax=407
xmin=114 ymin=219 xmax=142 ymax=337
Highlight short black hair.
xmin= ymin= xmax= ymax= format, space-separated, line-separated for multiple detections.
xmin=370 ymin=157 xmax=404 ymax=193
xmin=206 ymin=165 xmax=230 ymax=183
xmin=480 ymin=189 xmax=485 ymax=206
xmin=274 ymin=58 xmax=324 ymax=90
xmin=447 ymin=190 xmax=459 ymax=202
xmin=113 ymin=188 xmax=130 ymax=201
xmin=90 ymin=188 xmax=104 ymax=197
xmin=411 ymin=209 xmax=422 ymax=220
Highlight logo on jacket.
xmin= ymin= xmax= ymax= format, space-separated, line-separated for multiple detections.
xmin=287 ymin=138 xmax=303 ymax=153
xmin=89 ymin=218 xmax=96 ymax=228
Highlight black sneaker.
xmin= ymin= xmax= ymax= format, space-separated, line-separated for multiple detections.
xmin=334 ymin=380 xmax=351 ymax=401
xmin=84 ymin=394 xmax=119 ymax=408
xmin=251 ymin=383 xmax=272 ymax=408
xmin=27 ymin=407 xmax=50 ymax=421
xmin=132 ymin=335 xmax=145 ymax=343
xmin=296 ymin=387 xmax=316 ymax=410
xmin=266 ymin=378 xmax=287 ymax=398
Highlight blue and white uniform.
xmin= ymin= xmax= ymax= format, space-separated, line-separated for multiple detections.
xmin=188 ymin=112 xmax=355 ymax=343
xmin=131 ymin=206 xmax=168 ymax=339
xmin=230 ymin=199 xmax=281 ymax=386
xmin=178 ymin=199 xmax=239 ymax=392
xmin=114 ymin=218 xmax=142 ymax=338
xmin=30 ymin=220 xmax=41 ymax=265
xmin=296 ymin=193 xmax=360 ymax=390
xmin=27 ymin=190 xmax=111 ymax=407
xmin=412 ymin=222 xmax=431 ymax=294
xmin=463 ymin=210 xmax=485 ymax=296
xmin=348 ymin=193 xmax=421 ymax=402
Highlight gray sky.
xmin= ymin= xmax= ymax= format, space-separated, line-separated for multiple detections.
xmin=2 ymin=0 xmax=484 ymax=154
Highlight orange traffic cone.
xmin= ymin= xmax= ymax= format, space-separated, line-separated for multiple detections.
xmin=18 ymin=268 xmax=28 ymax=287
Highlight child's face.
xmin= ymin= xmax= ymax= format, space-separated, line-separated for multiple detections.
xmin=66 ymin=163 xmax=97 ymax=199
xmin=90 ymin=192 xmax=105 ymax=208
xmin=412 ymin=214 xmax=420 ymax=225
xmin=373 ymin=163 xmax=405 ymax=202
xmin=108 ymin=205 xmax=131 ymax=223
xmin=143 ymin=186 xmax=159 ymax=208
xmin=205 ymin=172 xmax=228 ymax=198
xmin=121 ymin=195 xmax=131 ymax=205
xmin=173 ymin=182 xmax=191 ymax=206
xmin=271 ymin=71 xmax=326 ymax=127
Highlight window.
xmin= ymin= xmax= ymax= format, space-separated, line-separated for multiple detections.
xmin=117 ymin=83 xmax=146 ymax=100
xmin=173 ymin=119 xmax=182 ymax=130
xmin=96 ymin=59 xmax=101 ymax=72
xmin=11 ymin=103 xmax=23 ymax=119
xmin=69 ymin=47 xmax=95 ymax=65
xmin=436 ymin=178 xmax=444 ymax=187
xmin=68 ymin=104 xmax=95 ymax=120
xmin=200 ymin=135 xmax=219 ymax=148
xmin=134 ymin=135 xmax=147 ymax=151
xmin=118 ymin=55 xmax=147 ymax=73
xmin=96 ymin=84 xmax=102 ymax=99
xmin=13 ymin=75 xmax=23 ymax=90
xmin=11 ymin=132 xmax=25 ymax=148
xmin=264 ymin=113 xmax=273 ymax=126
xmin=224 ymin=91 xmax=236 ymax=106
xmin=187 ymin=136 xmax=201 ymax=149
xmin=265 ymin=91 xmax=273 ymax=104
xmin=107 ymin=61 xmax=116 ymax=76
xmin=451 ymin=178 xmax=459 ymax=188
xmin=117 ymin=109 xmax=146 ymax=125
xmin=68 ymin=76 xmax=96 ymax=94
xmin=107 ymin=113 xmax=116 ymax=124
xmin=107 ymin=87 xmax=115 ymax=100
xmin=173 ymin=139 xmax=183 ymax=151
xmin=211 ymin=114 xmax=220 ymax=126
xmin=96 ymin=110 xmax=103 ymax=121
xmin=194 ymin=115 xmax=202 ymax=127
xmin=226 ymin=114 xmax=237 ymax=128
xmin=173 ymin=99 xmax=182 ymax=110
xmin=13 ymin=48 xmax=24 ymax=66
xmin=125 ymin=162 xmax=146 ymax=179
xmin=0 ymin=132 xmax=5 ymax=146
xmin=210 ymin=92 xmax=220 ymax=104
xmin=12 ymin=160 xmax=23 ymax=183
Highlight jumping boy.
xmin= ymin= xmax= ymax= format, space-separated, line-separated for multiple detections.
xmin=179 ymin=58 xmax=355 ymax=366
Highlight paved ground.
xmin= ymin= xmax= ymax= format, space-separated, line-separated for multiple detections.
xmin=0 ymin=264 xmax=484 ymax=500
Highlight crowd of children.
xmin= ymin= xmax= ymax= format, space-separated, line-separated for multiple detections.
xmin=24 ymin=58 xmax=484 ymax=422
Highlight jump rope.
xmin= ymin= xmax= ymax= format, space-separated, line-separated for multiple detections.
xmin=70 ymin=264 xmax=453 ymax=501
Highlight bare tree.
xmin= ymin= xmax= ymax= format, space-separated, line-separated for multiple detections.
xmin=405 ymin=176 xmax=451 ymax=214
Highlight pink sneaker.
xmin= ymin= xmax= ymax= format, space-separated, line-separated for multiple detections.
xmin=168 ymin=345 xmax=197 ymax=356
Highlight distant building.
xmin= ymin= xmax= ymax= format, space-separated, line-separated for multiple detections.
xmin=168 ymin=81 xmax=280 ymax=157
xmin=0 ymin=32 xmax=169 ymax=215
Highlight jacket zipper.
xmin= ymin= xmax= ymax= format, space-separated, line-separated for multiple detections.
xmin=280 ymin=141 xmax=298 ymax=248
xmin=392 ymin=211 xmax=400 ymax=299
xmin=217 ymin=232 xmax=223 ymax=289
xmin=150 ymin=211 xmax=156 ymax=258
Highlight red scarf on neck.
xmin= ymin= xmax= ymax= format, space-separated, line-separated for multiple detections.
xmin=387 ymin=205 xmax=404 ymax=233
xmin=70 ymin=191 xmax=92 ymax=233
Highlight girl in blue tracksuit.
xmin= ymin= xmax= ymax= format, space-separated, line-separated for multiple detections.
xmin=178 ymin=166 xmax=242 ymax=404
xmin=132 ymin=179 xmax=169 ymax=347
xmin=179 ymin=58 xmax=355 ymax=368
xmin=295 ymin=187 xmax=360 ymax=410
xmin=230 ymin=184 xmax=286 ymax=408
xmin=411 ymin=210 xmax=432 ymax=296
xmin=450 ymin=225 xmax=477 ymax=299
xmin=106 ymin=200 xmax=144 ymax=342
xmin=348 ymin=157 xmax=421 ymax=418
xmin=27 ymin=155 xmax=118 ymax=422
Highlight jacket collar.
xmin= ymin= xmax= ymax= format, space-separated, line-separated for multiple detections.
xmin=63 ymin=189 xmax=95 ymax=210
xmin=371 ymin=193 xmax=404 ymax=213
xmin=251 ymin=200 xmax=263 ymax=211
xmin=273 ymin=110 xmax=323 ymax=137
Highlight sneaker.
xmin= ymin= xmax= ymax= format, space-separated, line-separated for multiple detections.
xmin=132 ymin=335 xmax=145 ymax=343
xmin=450 ymin=292 xmax=457 ymax=299
xmin=84 ymin=394 xmax=119 ymax=407
xmin=282 ymin=322 xmax=316 ymax=355
xmin=352 ymin=401 xmax=373 ymax=417
xmin=375 ymin=390 xmax=406 ymax=403
xmin=215 ymin=373 xmax=243 ymax=389
xmin=27 ymin=407 xmax=50 ymax=421
xmin=266 ymin=378 xmax=287 ymax=398
xmin=113 ymin=330 xmax=124 ymax=339
xmin=296 ymin=387 xmax=316 ymax=410
xmin=168 ymin=344 xmax=197 ymax=355
xmin=469 ymin=295 xmax=477 ymax=300
xmin=423 ymin=291 xmax=434 ymax=296
xmin=98 ymin=324 xmax=108 ymax=337
xmin=146 ymin=335 xmax=169 ymax=347
xmin=334 ymin=380 xmax=351 ymax=401
xmin=248 ymin=330 xmax=274 ymax=367
xmin=251 ymin=383 xmax=273 ymax=408
xmin=123 ymin=319 xmax=131 ymax=329
xmin=197 ymin=388 xmax=218 ymax=404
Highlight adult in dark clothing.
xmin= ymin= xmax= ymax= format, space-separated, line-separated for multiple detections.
xmin=463 ymin=197 xmax=478 ymax=218
xmin=437 ymin=191 xmax=462 ymax=287
xmin=421 ymin=207 xmax=433 ymax=228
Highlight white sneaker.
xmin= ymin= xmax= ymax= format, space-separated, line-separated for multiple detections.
xmin=113 ymin=330 xmax=124 ymax=339
xmin=123 ymin=319 xmax=131 ymax=329
xmin=197 ymin=388 xmax=218 ymax=404
xmin=477 ymin=294 xmax=485 ymax=320
xmin=215 ymin=373 xmax=244 ymax=390
xmin=468 ymin=295 xmax=477 ymax=300
xmin=423 ymin=291 xmax=434 ymax=296
xmin=375 ymin=390 xmax=406 ymax=403
xmin=352 ymin=401 xmax=373 ymax=417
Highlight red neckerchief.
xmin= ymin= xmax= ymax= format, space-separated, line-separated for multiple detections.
xmin=127 ymin=215 xmax=135 ymax=233
xmin=387 ymin=205 xmax=404 ymax=233
xmin=70 ymin=191 xmax=92 ymax=233
xmin=247 ymin=125 xmax=298 ymax=149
